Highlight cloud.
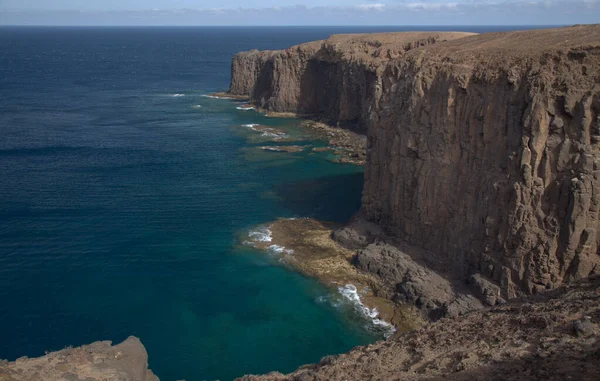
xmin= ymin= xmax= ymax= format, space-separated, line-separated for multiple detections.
xmin=355 ymin=3 xmax=386 ymax=10
xmin=1 ymin=0 xmax=598 ymax=25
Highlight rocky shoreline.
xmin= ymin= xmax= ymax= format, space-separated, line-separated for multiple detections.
xmin=244 ymin=218 xmax=425 ymax=333
xmin=239 ymin=276 xmax=600 ymax=381
xmin=300 ymin=121 xmax=366 ymax=165
xmin=238 ymin=120 xmax=367 ymax=164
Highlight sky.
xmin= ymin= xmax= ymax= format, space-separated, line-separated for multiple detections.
xmin=0 ymin=0 xmax=598 ymax=26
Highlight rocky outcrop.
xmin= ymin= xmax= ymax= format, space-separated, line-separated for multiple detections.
xmin=355 ymin=242 xmax=484 ymax=320
xmin=0 ymin=336 xmax=159 ymax=381
xmin=239 ymin=275 xmax=600 ymax=381
xmin=229 ymin=25 xmax=600 ymax=302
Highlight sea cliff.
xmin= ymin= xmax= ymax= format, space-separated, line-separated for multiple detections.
xmin=4 ymin=26 xmax=600 ymax=381
xmin=228 ymin=25 xmax=600 ymax=303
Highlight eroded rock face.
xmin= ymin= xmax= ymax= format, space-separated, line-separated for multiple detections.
xmin=0 ymin=336 xmax=159 ymax=381
xmin=228 ymin=25 xmax=600 ymax=300
xmin=229 ymin=33 xmax=475 ymax=133
xmin=363 ymin=26 xmax=600 ymax=299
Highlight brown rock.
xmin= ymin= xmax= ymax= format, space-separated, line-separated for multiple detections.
xmin=0 ymin=337 xmax=159 ymax=381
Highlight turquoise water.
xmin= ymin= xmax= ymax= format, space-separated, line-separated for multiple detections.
xmin=0 ymin=26 xmax=385 ymax=381
xmin=0 ymin=26 xmax=552 ymax=380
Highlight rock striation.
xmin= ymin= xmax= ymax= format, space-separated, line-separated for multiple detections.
xmin=0 ymin=336 xmax=159 ymax=381
xmin=228 ymin=25 xmax=600 ymax=302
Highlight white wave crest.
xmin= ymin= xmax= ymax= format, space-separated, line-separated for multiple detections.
xmin=202 ymin=94 xmax=234 ymax=100
xmin=261 ymin=132 xmax=287 ymax=140
xmin=268 ymin=244 xmax=294 ymax=255
xmin=192 ymin=105 xmax=202 ymax=109
xmin=170 ymin=94 xmax=185 ymax=97
xmin=246 ymin=226 xmax=273 ymax=244
xmin=237 ymin=106 xmax=256 ymax=111
xmin=338 ymin=284 xmax=396 ymax=338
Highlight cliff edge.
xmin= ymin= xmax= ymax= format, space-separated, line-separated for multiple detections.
xmin=229 ymin=32 xmax=476 ymax=132
xmin=228 ymin=25 xmax=600 ymax=305
xmin=0 ymin=336 xmax=159 ymax=381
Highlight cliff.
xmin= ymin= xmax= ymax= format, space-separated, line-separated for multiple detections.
xmin=228 ymin=25 xmax=600 ymax=302
xmin=0 ymin=336 xmax=158 ymax=381
xmin=229 ymin=32 xmax=475 ymax=133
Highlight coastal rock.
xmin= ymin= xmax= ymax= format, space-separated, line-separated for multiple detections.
xmin=301 ymin=121 xmax=367 ymax=165
xmin=355 ymin=242 xmax=483 ymax=319
xmin=238 ymin=276 xmax=600 ymax=381
xmin=243 ymin=218 xmax=425 ymax=332
xmin=228 ymin=25 xmax=600 ymax=301
xmin=0 ymin=336 xmax=159 ymax=381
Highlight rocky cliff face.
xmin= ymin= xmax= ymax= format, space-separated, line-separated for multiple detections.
xmin=229 ymin=32 xmax=474 ymax=133
xmin=228 ymin=25 xmax=600 ymax=301
xmin=363 ymin=26 xmax=600 ymax=299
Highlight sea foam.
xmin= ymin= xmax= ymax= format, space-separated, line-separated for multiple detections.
xmin=261 ymin=132 xmax=286 ymax=140
xmin=236 ymin=106 xmax=256 ymax=111
xmin=202 ymin=94 xmax=234 ymax=100
xmin=338 ymin=284 xmax=396 ymax=338
xmin=246 ymin=226 xmax=273 ymax=244
xmin=240 ymin=124 xmax=288 ymax=140
xmin=268 ymin=244 xmax=294 ymax=255
xmin=170 ymin=94 xmax=185 ymax=97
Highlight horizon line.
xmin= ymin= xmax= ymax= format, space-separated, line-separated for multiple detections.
xmin=0 ymin=24 xmax=574 ymax=27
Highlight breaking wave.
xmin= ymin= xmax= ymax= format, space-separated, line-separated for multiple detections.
xmin=338 ymin=284 xmax=396 ymax=338
xmin=244 ymin=225 xmax=273 ymax=246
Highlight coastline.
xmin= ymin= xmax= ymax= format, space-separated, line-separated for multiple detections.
xmin=243 ymin=218 xmax=425 ymax=336
xmin=231 ymin=93 xmax=493 ymax=330
xmin=214 ymin=91 xmax=368 ymax=166
xmin=230 ymin=94 xmax=407 ymax=331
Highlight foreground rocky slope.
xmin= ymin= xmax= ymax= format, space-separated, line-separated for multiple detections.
xmin=0 ymin=337 xmax=158 ymax=381
xmin=229 ymin=25 xmax=600 ymax=303
xmin=239 ymin=276 xmax=600 ymax=381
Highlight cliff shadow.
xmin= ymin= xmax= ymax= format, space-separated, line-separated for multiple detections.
xmin=273 ymin=172 xmax=364 ymax=224
xmin=296 ymin=57 xmax=370 ymax=135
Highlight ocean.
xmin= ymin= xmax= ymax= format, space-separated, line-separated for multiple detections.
xmin=0 ymin=25 xmax=557 ymax=380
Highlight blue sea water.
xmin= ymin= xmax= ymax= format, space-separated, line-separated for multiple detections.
xmin=0 ymin=26 xmax=558 ymax=380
